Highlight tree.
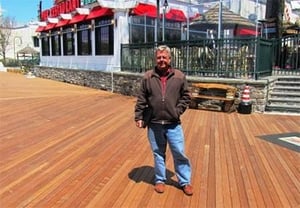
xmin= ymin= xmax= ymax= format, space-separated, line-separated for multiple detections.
xmin=0 ymin=16 xmax=15 ymax=62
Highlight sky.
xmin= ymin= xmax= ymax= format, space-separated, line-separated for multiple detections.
xmin=1 ymin=0 xmax=53 ymax=25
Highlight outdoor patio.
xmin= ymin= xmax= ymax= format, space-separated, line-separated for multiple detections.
xmin=0 ymin=72 xmax=299 ymax=207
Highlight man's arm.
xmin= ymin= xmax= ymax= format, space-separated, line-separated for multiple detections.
xmin=177 ymin=75 xmax=191 ymax=115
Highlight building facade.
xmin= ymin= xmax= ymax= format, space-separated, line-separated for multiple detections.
xmin=36 ymin=0 xmax=269 ymax=72
xmin=5 ymin=23 xmax=40 ymax=60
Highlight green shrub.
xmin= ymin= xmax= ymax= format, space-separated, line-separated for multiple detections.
xmin=1 ymin=58 xmax=21 ymax=67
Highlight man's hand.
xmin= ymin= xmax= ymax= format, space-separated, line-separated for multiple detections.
xmin=136 ymin=120 xmax=144 ymax=128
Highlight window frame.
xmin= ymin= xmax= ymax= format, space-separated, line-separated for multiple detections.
xmin=95 ymin=17 xmax=114 ymax=55
xmin=77 ymin=21 xmax=92 ymax=56
xmin=62 ymin=26 xmax=75 ymax=56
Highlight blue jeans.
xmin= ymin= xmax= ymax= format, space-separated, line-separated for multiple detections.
xmin=147 ymin=123 xmax=191 ymax=187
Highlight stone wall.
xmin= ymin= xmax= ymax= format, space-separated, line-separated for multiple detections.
xmin=34 ymin=66 xmax=270 ymax=113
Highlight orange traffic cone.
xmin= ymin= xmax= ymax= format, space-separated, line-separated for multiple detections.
xmin=241 ymin=85 xmax=250 ymax=103
xmin=238 ymin=84 xmax=252 ymax=114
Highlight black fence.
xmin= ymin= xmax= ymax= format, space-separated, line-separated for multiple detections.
xmin=121 ymin=35 xmax=300 ymax=79
xmin=272 ymin=34 xmax=300 ymax=76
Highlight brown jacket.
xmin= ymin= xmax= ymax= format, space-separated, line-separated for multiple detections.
xmin=134 ymin=67 xmax=191 ymax=125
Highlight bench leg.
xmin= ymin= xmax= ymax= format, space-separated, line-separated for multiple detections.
xmin=223 ymin=101 xmax=234 ymax=112
xmin=189 ymin=99 xmax=198 ymax=109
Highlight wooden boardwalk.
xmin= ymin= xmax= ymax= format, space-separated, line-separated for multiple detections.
xmin=0 ymin=72 xmax=299 ymax=208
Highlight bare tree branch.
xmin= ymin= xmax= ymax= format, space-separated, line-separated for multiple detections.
xmin=0 ymin=16 xmax=16 ymax=61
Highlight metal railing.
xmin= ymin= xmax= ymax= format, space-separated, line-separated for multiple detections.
xmin=121 ymin=36 xmax=300 ymax=79
xmin=271 ymin=34 xmax=300 ymax=76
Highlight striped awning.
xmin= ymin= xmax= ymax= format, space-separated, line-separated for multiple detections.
xmin=131 ymin=3 xmax=187 ymax=22
xmin=86 ymin=6 xmax=113 ymax=20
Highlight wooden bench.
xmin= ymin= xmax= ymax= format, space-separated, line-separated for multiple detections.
xmin=189 ymin=83 xmax=237 ymax=112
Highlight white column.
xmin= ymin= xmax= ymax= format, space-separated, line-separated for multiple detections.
xmin=113 ymin=10 xmax=129 ymax=71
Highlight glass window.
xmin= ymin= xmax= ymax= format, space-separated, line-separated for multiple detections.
xmin=32 ymin=36 xmax=39 ymax=47
xmin=164 ymin=21 xmax=181 ymax=41
xmin=129 ymin=16 xmax=184 ymax=43
xmin=189 ymin=30 xmax=208 ymax=40
xmin=129 ymin=16 xmax=155 ymax=43
xmin=51 ymin=30 xmax=61 ymax=56
xmin=131 ymin=25 xmax=144 ymax=43
xmin=95 ymin=18 xmax=114 ymax=55
xmin=62 ymin=27 xmax=75 ymax=56
xmin=41 ymin=34 xmax=50 ymax=56
xmin=77 ymin=22 xmax=92 ymax=55
xmin=146 ymin=27 xmax=155 ymax=42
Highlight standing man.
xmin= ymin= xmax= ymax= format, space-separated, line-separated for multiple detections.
xmin=134 ymin=45 xmax=193 ymax=196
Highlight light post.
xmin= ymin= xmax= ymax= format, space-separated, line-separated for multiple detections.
xmin=162 ymin=0 xmax=168 ymax=42
xmin=217 ymin=0 xmax=222 ymax=39
xmin=216 ymin=0 xmax=223 ymax=76
xmin=186 ymin=0 xmax=191 ymax=41
xmin=156 ymin=0 xmax=160 ymax=43
xmin=295 ymin=27 xmax=300 ymax=69
xmin=255 ymin=0 xmax=259 ymax=38
xmin=13 ymin=36 xmax=22 ymax=60
xmin=253 ymin=0 xmax=259 ymax=79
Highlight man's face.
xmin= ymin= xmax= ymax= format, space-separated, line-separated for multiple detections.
xmin=156 ymin=50 xmax=171 ymax=70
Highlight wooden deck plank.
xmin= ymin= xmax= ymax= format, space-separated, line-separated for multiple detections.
xmin=0 ymin=72 xmax=299 ymax=207
xmin=228 ymin=116 xmax=248 ymax=207
xmin=246 ymin=114 xmax=284 ymax=207
xmin=221 ymin=116 xmax=238 ymax=206
xmin=207 ymin=113 xmax=217 ymax=208
xmin=183 ymin=110 xmax=206 ymax=208
xmin=235 ymin=117 xmax=262 ymax=207
xmin=240 ymin=115 xmax=272 ymax=207
xmin=216 ymin=113 xmax=231 ymax=207
xmin=220 ymin=113 xmax=236 ymax=207
xmin=246 ymin=114 xmax=296 ymax=207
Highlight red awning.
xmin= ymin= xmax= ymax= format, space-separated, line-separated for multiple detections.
xmin=131 ymin=3 xmax=157 ymax=18
xmin=36 ymin=26 xmax=45 ymax=32
xmin=55 ymin=19 xmax=70 ymax=28
xmin=132 ymin=3 xmax=187 ymax=22
xmin=44 ymin=23 xmax=56 ymax=31
xmin=69 ymin=14 xmax=87 ymax=24
xmin=86 ymin=6 xmax=113 ymax=20
xmin=236 ymin=28 xmax=258 ymax=36
xmin=189 ymin=13 xmax=201 ymax=21
xmin=165 ymin=9 xmax=187 ymax=22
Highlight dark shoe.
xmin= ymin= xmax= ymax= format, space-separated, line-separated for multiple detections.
xmin=182 ymin=184 xmax=193 ymax=196
xmin=154 ymin=183 xmax=165 ymax=193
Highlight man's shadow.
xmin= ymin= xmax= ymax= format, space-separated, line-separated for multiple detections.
xmin=128 ymin=165 xmax=180 ymax=189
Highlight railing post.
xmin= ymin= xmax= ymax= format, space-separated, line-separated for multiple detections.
xmin=156 ymin=0 xmax=160 ymax=43
xmin=254 ymin=37 xmax=258 ymax=80
xmin=186 ymin=41 xmax=189 ymax=75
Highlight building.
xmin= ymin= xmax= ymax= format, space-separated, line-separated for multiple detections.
xmin=6 ymin=22 xmax=40 ymax=60
xmin=37 ymin=0 xmax=196 ymax=71
xmin=36 ymin=0 xmax=269 ymax=71
xmin=0 ymin=0 xmax=39 ymax=61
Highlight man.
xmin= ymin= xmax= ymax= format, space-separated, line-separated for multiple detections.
xmin=134 ymin=45 xmax=193 ymax=196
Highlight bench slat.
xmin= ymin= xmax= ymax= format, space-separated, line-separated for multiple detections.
xmin=192 ymin=83 xmax=237 ymax=92
xmin=191 ymin=95 xmax=234 ymax=102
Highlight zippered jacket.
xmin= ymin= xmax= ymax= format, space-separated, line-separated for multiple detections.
xmin=134 ymin=67 xmax=191 ymax=125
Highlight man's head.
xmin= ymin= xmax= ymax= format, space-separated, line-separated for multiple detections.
xmin=155 ymin=45 xmax=171 ymax=71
